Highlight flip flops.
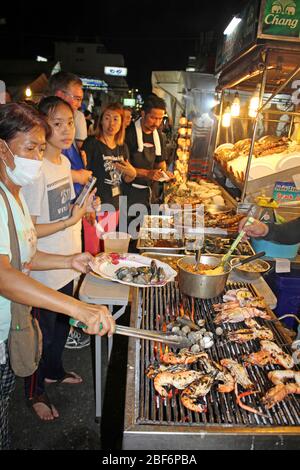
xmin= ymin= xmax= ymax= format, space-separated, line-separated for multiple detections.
xmin=44 ymin=371 xmax=83 ymax=385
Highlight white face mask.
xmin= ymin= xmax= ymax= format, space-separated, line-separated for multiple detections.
xmin=3 ymin=141 xmax=43 ymax=186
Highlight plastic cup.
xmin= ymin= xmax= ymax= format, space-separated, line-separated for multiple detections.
xmin=102 ymin=231 xmax=131 ymax=254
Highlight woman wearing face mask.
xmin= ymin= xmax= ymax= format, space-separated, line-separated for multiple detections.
xmin=82 ymin=103 xmax=136 ymax=238
xmin=21 ymin=97 xmax=99 ymax=420
xmin=0 ymin=103 xmax=115 ymax=447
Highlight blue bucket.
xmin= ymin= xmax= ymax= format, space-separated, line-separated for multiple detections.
xmin=251 ymin=238 xmax=300 ymax=259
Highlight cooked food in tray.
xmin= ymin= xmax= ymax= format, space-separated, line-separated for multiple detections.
xmin=185 ymin=236 xmax=253 ymax=256
xmin=138 ymin=238 xmax=185 ymax=249
xmin=143 ymin=215 xmax=174 ymax=229
xmin=215 ymin=136 xmax=291 ymax=162
xmin=214 ymin=135 xmax=299 ymax=182
xmin=164 ymin=179 xmax=225 ymax=207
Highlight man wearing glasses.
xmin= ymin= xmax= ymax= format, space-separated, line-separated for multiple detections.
xmin=48 ymin=72 xmax=92 ymax=195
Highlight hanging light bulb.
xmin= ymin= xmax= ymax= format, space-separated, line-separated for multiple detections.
xmin=179 ymin=115 xmax=187 ymax=126
xmin=249 ymin=84 xmax=261 ymax=118
xmin=231 ymin=92 xmax=240 ymax=117
xmin=222 ymin=103 xmax=231 ymax=128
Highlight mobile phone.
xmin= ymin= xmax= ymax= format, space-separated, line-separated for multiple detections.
xmin=74 ymin=176 xmax=97 ymax=207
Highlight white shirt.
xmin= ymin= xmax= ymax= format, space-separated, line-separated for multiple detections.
xmin=22 ymin=156 xmax=81 ymax=291
xmin=74 ymin=110 xmax=88 ymax=142
xmin=0 ymin=182 xmax=37 ymax=343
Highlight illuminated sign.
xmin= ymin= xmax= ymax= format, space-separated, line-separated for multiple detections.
xmin=104 ymin=66 xmax=128 ymax=77
xmin=123 ymin=98 xmax=136 ymax=107
xmin=80 ymin=78 xmax=108 ymax=90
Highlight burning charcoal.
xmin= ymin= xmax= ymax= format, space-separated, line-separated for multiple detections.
xmin=199 ymin=328 xmax=207 ymax=335
xmin=215 ymin=327 xmax=224 ymax=336
xmin=197 ymin=319 xmax=206 ymax=327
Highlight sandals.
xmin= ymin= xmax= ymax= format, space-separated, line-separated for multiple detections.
xmin=44 ymin=371 xmax=83 ymax=385
xmin=27 ymin=393 xmax=59 ymax=421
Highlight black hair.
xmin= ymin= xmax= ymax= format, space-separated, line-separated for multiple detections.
xmin=38 ymin=95 xmax=73 ymax=117
xmin=142 ymin=94 xmax=166 ymax=114
xmin=0 ymin=102 xmax=48 ymax=143
xmin=48 ymin=72 xmax=82 ymax=95
xmin=38 ymin=96 xmax=73 ymax=139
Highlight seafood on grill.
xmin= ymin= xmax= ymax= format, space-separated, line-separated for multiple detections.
xmin=200 ymin=356 xmax=235 ymax=393
xmin=222 ymin=288 xmax=254 ymax=303
xmin=226 ymin=319 xmax=274 ymax=344
xmin=213 ymin=297 xmax=266 ymax=311
xmin=214 ymin=306 xmax=271 ymax=324
xmin=154 ymin=369 xmax=204 ymax=397
xmin=180 ymin=373 xmax=216 ymax=412
xmin=145 ymin=362 xmax=188 ymax=379
xmin=115 ymin=260 xmax=166 ymax=285
xmin=220 ymin=358 xmax=254 ymax=390
xmin=161 ymin=348 xmax=208 ymax=365
xmin=262 ymin=370 xmax=300 ymax=409
xmin=243 ymin=340 xmax=294 ymax=369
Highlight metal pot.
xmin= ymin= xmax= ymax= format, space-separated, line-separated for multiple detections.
xmin=177 ymin=255 xmax=232 ymax=299
xmin=177 ymin=252 xmax=265 ymax=299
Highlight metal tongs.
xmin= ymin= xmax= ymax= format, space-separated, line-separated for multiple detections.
xmin=70 ymin=319 xmax=191 ymax=348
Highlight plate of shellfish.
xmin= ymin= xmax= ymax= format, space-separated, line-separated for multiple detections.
xmin=89 ymin=253 xmax=178 ymax=287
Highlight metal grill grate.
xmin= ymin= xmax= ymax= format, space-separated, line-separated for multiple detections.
xmin=137 ymin=282 xmax=300 ymax=427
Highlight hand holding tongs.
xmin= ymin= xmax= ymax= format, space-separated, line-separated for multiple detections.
xmin=69 ymin=319 xmax=191 ymax=348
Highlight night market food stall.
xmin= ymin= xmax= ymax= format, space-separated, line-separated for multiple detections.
xmin=115 ymin=0 xmax=300 ymax=450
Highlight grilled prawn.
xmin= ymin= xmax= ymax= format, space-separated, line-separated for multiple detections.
xmin=154 ymin=370 xmax=204 ymax=397
xmin=262 ymin=370 xmax=300 ymax=409
xmin=200 ymin=357 xmax=235 ymax=393
xmin=220 ymin=358 xmax=254 ymax=390
xmin=181 ymin=374 xmax=215 ymax=412
xmin=214 ymin=307 xmax=271 ymax=324
xmin=161 ymin=349 xmax=208 ymax=365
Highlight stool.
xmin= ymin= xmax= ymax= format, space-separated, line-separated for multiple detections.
xmin=79 ymin=273 xmax=129 ymax=419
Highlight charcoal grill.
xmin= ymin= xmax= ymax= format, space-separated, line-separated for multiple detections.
xmin=123 ymin=282 xmax=300 ymax=450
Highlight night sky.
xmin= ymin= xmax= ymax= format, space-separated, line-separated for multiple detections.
xmin=1 ymin=0 xmax=249 ymax=94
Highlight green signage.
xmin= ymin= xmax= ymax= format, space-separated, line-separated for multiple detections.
xmin=261 ymin=0 xmax=300 ymax=39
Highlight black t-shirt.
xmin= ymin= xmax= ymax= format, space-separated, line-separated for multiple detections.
xmin=125 ymin=123 xmax=166 ymax=186
xmin=82 ymin=136 xmax=129 ymax=210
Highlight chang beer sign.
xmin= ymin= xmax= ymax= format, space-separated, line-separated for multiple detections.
xmin=258 ymin=0 xmax=300 ymax=40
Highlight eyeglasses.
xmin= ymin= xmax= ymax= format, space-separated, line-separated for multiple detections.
xmin=62 ymin=90 xmax=83 ymax=103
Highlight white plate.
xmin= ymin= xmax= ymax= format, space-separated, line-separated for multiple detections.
xmin=248 ymin=163 xmax=275 ymax=179
xmin=89 ymin=253 xmax=177 ymax=288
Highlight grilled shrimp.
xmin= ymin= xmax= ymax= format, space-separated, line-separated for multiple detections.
xmin=214 ymin=307 xmax=271 ymax=324
xmin=262 ymin=383 xmax=289 ymax=409
xmin=261 ymin=341 xmax=294 ymax=369
xmin=200 ymin=357 xmax=235 ymax=393
xmin=228 ymin=322 xmax=273 ymax=344
xmin=267 ymin=370 xmax=300 ymax=386
xmin=262 ymin=370 xmax=300 ymax=408
xmin=161 ymin=348 xmax=207 ymax=365
xmin=181 ymin=374 xmax=215 ymax=412
xmin=242 ymin=350 xmax=273 ymax=367
xmin=146 ymin=363 xmax=187 ymax=379
xmin=220 ymin=358 xmax=254 ymax=390
xmin=154 ymin=370 xmax=204 ymax=397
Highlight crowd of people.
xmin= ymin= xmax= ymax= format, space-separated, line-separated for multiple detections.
xmin=0 ymin=71 xmax=176 ymax=449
